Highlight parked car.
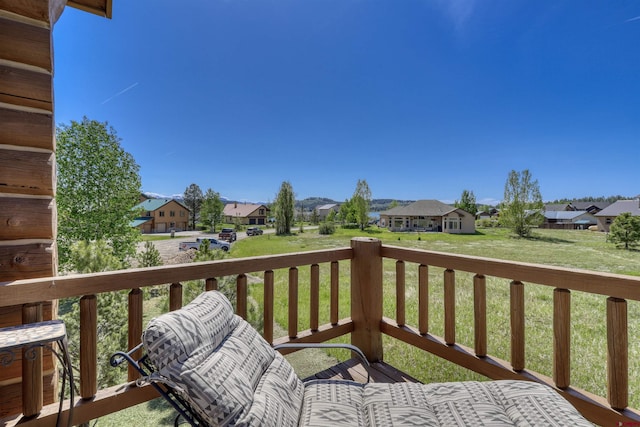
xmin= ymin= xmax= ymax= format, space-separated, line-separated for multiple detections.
xmin=178 ymin=237 xmax=230 ymax=252
xmin=218 ymin=228 xmax=237 ymax=242
xmin=246 ymin=227 xmax=263 ymax=236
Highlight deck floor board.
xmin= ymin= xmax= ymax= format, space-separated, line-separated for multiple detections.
xmin=304 ymin=358 xmax=422 ymax=384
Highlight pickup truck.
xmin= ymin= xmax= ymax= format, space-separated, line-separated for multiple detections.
xmin=246 ymin=227 xmax=263 ymax=236
xmin=178 ymin=237 xmax=230 ymax=252
xmin=218 ymin=228 xmax=237 ymax=242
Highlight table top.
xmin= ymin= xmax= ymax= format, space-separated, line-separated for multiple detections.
xmin=0 ymin=320 xmax=66 ymax=351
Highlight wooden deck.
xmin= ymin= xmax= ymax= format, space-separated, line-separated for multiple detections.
xmin=304 ymin=358 xmax=422 ymax=384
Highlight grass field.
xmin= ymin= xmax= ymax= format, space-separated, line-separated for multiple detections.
xmin=100 ymin=226 xmax=639 ymax=425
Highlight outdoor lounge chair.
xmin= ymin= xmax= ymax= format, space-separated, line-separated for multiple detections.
xmin=111 ymin=290 xmax=592 ymax=426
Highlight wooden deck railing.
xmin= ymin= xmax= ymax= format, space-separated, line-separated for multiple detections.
xmin=1 ymin=237 xmax=639 ymax=426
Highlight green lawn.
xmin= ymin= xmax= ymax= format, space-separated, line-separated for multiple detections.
xmin=103 ymin=226 xmax=640 ymax=425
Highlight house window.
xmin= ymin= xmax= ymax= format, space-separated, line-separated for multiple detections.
xmin=259 ymin=209 xmax=265 ymax=215
xmin=446 ymin=217 xmax=461 ymax=230
xmin=180 ymin=210 xmax=185 ymax=217
xmin=170 ymin=211 xmax=175 ymax=217
xmin=146 ymin=211 xmax=151 ymax=216
xmin=159 ymin=211 xmax=165 ymax=217
xmin=606 ymin=218 xmax=612 ymax=224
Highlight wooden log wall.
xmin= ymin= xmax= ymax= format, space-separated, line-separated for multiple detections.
xmin=0 ymin=0 xmax=64 ymax=419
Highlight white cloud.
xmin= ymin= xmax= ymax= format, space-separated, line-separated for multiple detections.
xmin=436 ymin=0 xmax=477 ymax=33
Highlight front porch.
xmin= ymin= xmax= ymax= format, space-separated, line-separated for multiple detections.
xmin=1 ymin=237 xmax=639 ymax=426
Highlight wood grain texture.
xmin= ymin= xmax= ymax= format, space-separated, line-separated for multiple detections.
xmin=553 ymin=288 xmax=571 ymax=389
xmin=0 ymin=197 xmax=53 ymax=238
xmin=0 ymin=17 xmax=51 ymax=71
xmin=0 ymin=108 xmax=52 ymax=150
xmin=607 ymin=297 xmax=628 ymax=410
xmin=0 ymin=64 xmax=51 ymax=111
xmin=0 ymin=149 xmax=53 ymax=196
xmin=0 ymin=243 xmax=54 ymax=281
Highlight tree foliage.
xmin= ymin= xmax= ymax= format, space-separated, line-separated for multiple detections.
xmin=609 ymin=212 xmax=640 ymax=250
xmin=500 ymin=169 xmax=544 ymax=237
xmin=201 ymin=188 xmax=225 ymax=232
xmin=274 ymin=181 xmax=295 ymax=235
xmin=60 ymin=240 xmax=128 ymax=388
xmin=351 ymin=179 xmax=372 ymax=230
xmin=455 ymin=189 xmax=477 ymax=215
xmin=56 ymin=117 xmax=141 ymax=271
xmin=137 ymin=241 xmax=163 ymax=267
xmin=183 ymin=183 xmax=203 ymax=230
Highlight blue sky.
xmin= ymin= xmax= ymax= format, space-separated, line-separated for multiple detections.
xmin=54 ymin=1 xmax=640 ymax=205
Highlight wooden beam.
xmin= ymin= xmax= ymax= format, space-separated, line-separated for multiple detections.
xmin=0 ymin=107 xmax=53 ymax=150
xmin=0 ymin=17 xmax=51 ymax=71
xmin=0 ymin=150 xmax=54 ymax=196
xmin=0 ymin=197 xmax=54 ymax=238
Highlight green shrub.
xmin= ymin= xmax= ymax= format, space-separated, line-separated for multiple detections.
xmin=319 ymin=222 xmax=335 ymax=235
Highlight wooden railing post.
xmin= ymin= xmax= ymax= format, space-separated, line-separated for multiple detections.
xmin=444 ymin=269 xmax=455 ymax=345
xmin=350 ymin=238 xmax=383 ymax=362
xmin=169 ymin=283 xmax=182 ymax=311
xmin=396 ymin=261 xmax=405 ymax=327
xmin=553 ymin=288 xmax=571 ymax=389
xmin=510 ymin=281 xmax=525 ymax=371
xmin=330 ymin=261 xmax=339 ymax=325
xmin=264 ymin=270 xmax=274 ymax=343
xmin=289 ymin=267 xmax=298 ymax=338
xmin=474 ymin=274 xmax=487 ymax=357
xmin=80 ymin=295 xmax=97 ymax=399
xmin=22 ymin=303 xmax=43 ymax=416
xmin=607 ymin=297 xmax=628 ymax=410
xmin=205 ymin=278 xmax=217 ymax=291
xmin=237 ymin=274 xmax=247 ymax=319
xmin=418 ymin=264 xmax=429 ymax=335
xmin=127 ymin=289 xmax=143 ymax=381
xmin=310 ymin=264 xmax=320 ymax=331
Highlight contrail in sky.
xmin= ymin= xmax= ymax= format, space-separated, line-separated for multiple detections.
xmin=101 ymin=82 xmax=139 ymax=105
xmin=626 ymin=16 xmax=640 ymax=23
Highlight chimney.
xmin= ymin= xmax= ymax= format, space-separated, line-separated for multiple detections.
xmin=234 ymin=202 xmax=237 ymax=208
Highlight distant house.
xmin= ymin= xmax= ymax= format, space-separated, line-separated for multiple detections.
xmin=544 ymin=202 xmax=609 ymax=215
xmin=379 ymin=199 xmax=475 ymax=234
xmin=476 ymin=208 xmax=499 ymax=220
xmin=541 ymin=211 xmax=597 ymax=230
xmin=317 ymin=203 xmax=339 ymax=220
xmin=223 ymin=203 xmax=270 ymax=225
xmin=594 ymin=199 xmax=640 ymax=232
xmin=132 ymin=198 xmax=190 ymax=233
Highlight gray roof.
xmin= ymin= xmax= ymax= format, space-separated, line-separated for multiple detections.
xmin=317 ymin=204 xmax=338 ymax=210
xmin=380 ymin=199 xmax=462 ymax=216
xmin=594 ymin=199 xmax=640 ymax=217
xmin=544 ymin=211 xmax=591 ymax=220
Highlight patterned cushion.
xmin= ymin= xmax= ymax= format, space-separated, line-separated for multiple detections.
xmin=362 ymin=380 xmax=593 ymax=427
xmin=141 ymin=291 xmax=591 ymax=427
xmin=142 ymin=291 xmax=304 ymax=426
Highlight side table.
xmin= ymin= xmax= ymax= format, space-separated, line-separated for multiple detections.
xmin=0 ymin=320 xmax=74 ymax=427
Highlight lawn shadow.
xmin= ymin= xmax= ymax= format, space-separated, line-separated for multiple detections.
xmin=521 ymin=233 xmax=573 ymax=244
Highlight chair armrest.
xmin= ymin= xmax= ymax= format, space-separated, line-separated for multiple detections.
xmin=273 ymin=342 xmax=371 ymax=383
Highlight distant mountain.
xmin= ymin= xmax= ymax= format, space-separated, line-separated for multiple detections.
xmin=296 ymin=197 xmax=415 ymax=212
xmin=143 ymin=192 xmax=414 ymax=212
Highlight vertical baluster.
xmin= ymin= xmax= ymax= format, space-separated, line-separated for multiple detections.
xmin=237 ymin=274 xmax=247 ymax=319
xmin=205 ymin=277 xmax=217 ymax=291
xmin=474 ymin=274 xmax=487 ymax=357
xmin=607 ymin=297 xmax=628 ymax=410
xmin=444 ymin=269 xmax=455 ymax=345
xmin=510 ymin=281 xmax=525 ymax=371
xmin=396 ymin=261 xmax=405 ymax=327
xmin=128 ymin=289 xmax=143 ymax=381
xmin=310 ymin=264 xmax=319 ymax=331
xmin=330 ymin=261 xmax=339 ymax=325
xmin=80 ymin=295 xmax=97 ymax=399
xmin=169 ymin=283 xmax=182 ymax=311
xmin=289 ymin=267 xmax=298 ymax=338
xmin=264 ymin=270 xmax=274 ymax=344
xmin=22 ymin=303 xmax=43 ymax=416
xmin=553 ymin=288 xmax=571 ymax=389
xmin=418 ymin=264 xmax=428 ymax=335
